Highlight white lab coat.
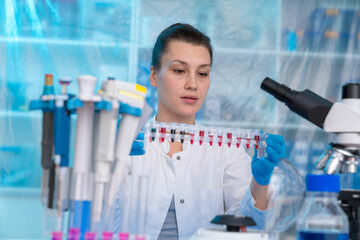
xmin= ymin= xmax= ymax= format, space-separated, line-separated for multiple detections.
xmin=114 ymin=129 xmax=264 ymax=240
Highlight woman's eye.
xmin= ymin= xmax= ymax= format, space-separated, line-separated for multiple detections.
xmin=199 ymin=72 xmax=209 ymax=77
xmin=174 ymin=69 xmax=185 ymax=74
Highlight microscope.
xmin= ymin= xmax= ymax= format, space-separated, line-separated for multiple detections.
xmin=261 ymin=77 xmax=360 ymax=240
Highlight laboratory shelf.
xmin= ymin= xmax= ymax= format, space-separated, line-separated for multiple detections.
xmin=0 ymin=187 xmax=40 ymax=196
xmin=0 ymin=36 xmax=132 ymax=48
xmin=198 ymin=120 xmax=318 ymax=131
xmin=215 ymin=47 xmax=360 ymax=60
xmin=0 ymin=110 xmax=41 ymax=117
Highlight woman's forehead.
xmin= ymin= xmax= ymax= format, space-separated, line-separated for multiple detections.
xmin=162 ymin=40 xmax=211 ymax=66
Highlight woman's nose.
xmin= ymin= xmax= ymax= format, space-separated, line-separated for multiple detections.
xmin=184 ymin=74 xmax=197 ymax=90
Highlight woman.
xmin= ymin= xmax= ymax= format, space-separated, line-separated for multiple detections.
xmin=115 ymin=23 xmax=286 ymax=240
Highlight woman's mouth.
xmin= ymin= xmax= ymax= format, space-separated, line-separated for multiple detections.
xmin=181 ymin=96 xmax=198 ymax=104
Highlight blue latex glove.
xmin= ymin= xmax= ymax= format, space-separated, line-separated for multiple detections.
xmin=129 ymin=132 xmax=145 ymax=156
xmin=251 ymin=134 xmax=286 ymax=185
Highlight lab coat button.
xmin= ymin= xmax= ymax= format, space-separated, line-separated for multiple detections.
xmin=180 ymin=199 xmax=185 ymax=203
xmin=177 ymin=156 xmax=181 ymax=160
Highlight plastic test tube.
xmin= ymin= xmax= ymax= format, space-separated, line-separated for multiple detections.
xmin=226 ymin=128 xmax=233 ymax=147
xmin=159 ymin=122 xmax=166 ymax=143
xmin=198 ymin=127 xmax=205 ymax=145
xmin=188 ymin=125 xmax=196 ymax=145
xmin=235 ymin=129 xmax=242 ymax=148
xmin=150 ymin=121 xmax=157 ymax=143
xmin=208 ymin=128 xmax=215 ymax=146
xmin=245 ymin=130 xmax=252 ymax=149
xmin=217 ymin=127 xmax=224 ymax=147
xmin=257 ymin=131 xmax=268 ymax=159
xmin=253 ymin=129 xmax=260 ymax=149
xmin=179 ymin=123 xmax=186 ymax=143
xmin=169 ymin=122 xmax=177 ymax=143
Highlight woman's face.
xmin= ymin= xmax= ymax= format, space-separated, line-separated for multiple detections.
xmin=150 ymin=40 xmax=211 ymax=123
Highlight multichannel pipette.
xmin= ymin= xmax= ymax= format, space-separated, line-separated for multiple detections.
xmin=105 ymin=82 xmax=147 ymax=237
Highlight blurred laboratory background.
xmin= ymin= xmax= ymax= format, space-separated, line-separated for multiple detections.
xmin=1 ymin=0 xmax=360 ymax=238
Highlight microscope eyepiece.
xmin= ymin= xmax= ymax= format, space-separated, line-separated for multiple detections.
xmin=261 ymin=77 xmax=333 ymax=128
xmin=342 ymin=83 xmax=360 ymax=99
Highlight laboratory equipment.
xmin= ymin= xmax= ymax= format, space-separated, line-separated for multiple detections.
xmin=263 ymin=159 xmax=305 ymax=234
xmin=91 ymin=77 xmax=122 ymax=235
xmin=189 ymin=215 xmax=267 ymax=240
xmin=339 ymin=189 xmax=360 ymax=240
xmin=296 ymin=174 xmax=349 ymax=240
xmin=67 ymin=75 xmax=111 ymax=237
xmin=104 ymin=82 xmax=148 ymax=236
xmin=261 ymin=77 xmax=360 ymax=175
xmin=29 ymin=74 xmax=55 ymax=207
xmin=143 ymin=121 xmax=268 ymax=158
xmin=190 ymin=158 xmax=305 ymax=240
xmin=135 ymin=176 xmax=149 ymax=240
xmin=51 ymin=77 xmax=74 ymax=235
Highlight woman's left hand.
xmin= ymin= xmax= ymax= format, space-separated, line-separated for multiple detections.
xmin=251 ymin=134 xmax=286 ymax=185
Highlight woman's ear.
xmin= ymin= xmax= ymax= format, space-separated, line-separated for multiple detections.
xmin=149 ymin=66 xmax=157 ymax=87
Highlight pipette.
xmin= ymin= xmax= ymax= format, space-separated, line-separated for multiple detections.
xmin=135 ymin=176 xmax=149 ymax=240
xmin=51 ymin=78 xmax=73 ymax=235
xmin=52 ymin=231 xmax=62 ymax=240
xmin=92 ymin=78 xmax=120 ymax=234
xmin=104 ymin=82 xmax=147 ymax=236
xmin=32 ymin=74 xmax=55 ymax=206
xmin=67 ymin=75 xmax=108 ymax=237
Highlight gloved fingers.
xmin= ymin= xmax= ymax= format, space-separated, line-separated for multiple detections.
xmin=266 ymin=145 xmax=282 ymax=164
xmin=267 ymin=134 xmax=285 ymax=146
xmin=266 ymin=134 xmax=286 ymax=158
xmin=130 ymin=149 xmax=145 ymax=156
xmin=131 ymin=140 xmax=144 ymax=149
xmin=266 ymin=138 xmax=286 ymax=157
xmin=135 ymin=132 xmax=144 ymax=140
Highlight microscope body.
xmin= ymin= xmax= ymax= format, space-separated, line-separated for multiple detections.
xmin=261 ymin=78 xmax=360 ymax=175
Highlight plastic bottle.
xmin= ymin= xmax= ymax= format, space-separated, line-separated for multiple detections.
xmin=296 ymin=174 xmax=349 ymax=240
